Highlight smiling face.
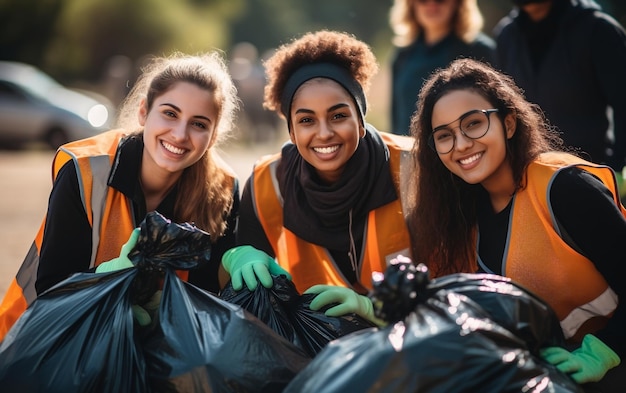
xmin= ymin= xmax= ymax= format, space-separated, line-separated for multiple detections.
xmin=288 ymin=78 xmax=365 ymax=184
xmin=139 ymin=81 xmax=218 ymax=180
xmin=432 ymin=89 xmax=516 ymax=192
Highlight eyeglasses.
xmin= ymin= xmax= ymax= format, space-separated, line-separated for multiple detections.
xmin=428 ymin=109 xmax=499 ymax=154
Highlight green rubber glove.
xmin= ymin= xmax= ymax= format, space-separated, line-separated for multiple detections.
xmin=95 ymin=228 xmax=157 ymax=327
xmin=131 ymin=290 xmax=162 ymax=327
xmin=540 ymin=334 xmax=621 ymax=384
xmin=221 ymin=245 xmax=291 ymax=291
xmin=95 ymin=228 xmax=140 ymax=273
xmin=304 ymin=284 xmax=386 ymax=327
xmin=615 ymin=169 xmax=626 ymax=199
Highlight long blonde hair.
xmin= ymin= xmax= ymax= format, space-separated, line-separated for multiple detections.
xmin=389 ymin=0 xmax=485 ymax=47
xmin=116 ymin=51 xmax=240 ymax=239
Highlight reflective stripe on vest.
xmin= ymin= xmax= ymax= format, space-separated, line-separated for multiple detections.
xmin=0 ymin=130 xmax=132 ymax=340
xmin=561 ymin=287 xmax=618 ymax=340
xmin=55 ymin=151 xmax=116 ymax=267
xmin=52 ymin=129 xmax=136 ymax=266
xmin=504 ymin=152 xmax=621 ymax=341
xmin=251 ymin=132 xmax=413 ymax=293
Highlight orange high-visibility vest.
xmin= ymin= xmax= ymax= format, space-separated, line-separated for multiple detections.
xmin=0 ymin=129 xmax=188 ymax=340
xmin=251 ymin=132 xmax=413 ymax=293
xmin=498 ymin=152 xmax=622 ymax=342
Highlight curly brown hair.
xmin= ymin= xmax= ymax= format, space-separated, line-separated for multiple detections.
xmin=262 ymin=30 xmax=379 ymax=117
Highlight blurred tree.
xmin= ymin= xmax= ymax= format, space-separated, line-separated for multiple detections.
xmin=0 ymin=0 xmax=64 ymax=66
xmin=0 ymin=0 xmax=623 ymax=109
xmin=48 ymin=0 xmax=243 ymax=85
xmin=0 ymin=0 xmax=243 ymax=101
xmin=230 ymin=0 xmax=393 ymax=58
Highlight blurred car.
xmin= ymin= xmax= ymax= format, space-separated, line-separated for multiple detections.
xmin=0 ymin=61 xmax=115 ymax=149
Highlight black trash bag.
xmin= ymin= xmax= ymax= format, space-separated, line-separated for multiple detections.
xmin=220 ymin=275 xmax=377 ymax=358
xmin=0 ymin=262 xmax=148 ymax=393
xmin=143 ymin=270 xmax=311 ymax=392
xmin=421 ymin=272 xmax=567 ymax=353
xmin=135 ymin=212 xmax=311 ymax=392
xmin=284 ymin=257 xmax=583 ymax=393
xmin=0 ymin=211 xmax=311 ymax=393
xmin=371 ymin=257 xmax=566 ymax=352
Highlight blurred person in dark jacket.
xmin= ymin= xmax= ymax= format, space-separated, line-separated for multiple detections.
xmin=493 ymin=0 xmax=626 ymax=183
xmin=389 ymin=0 xmax=495 ymax=136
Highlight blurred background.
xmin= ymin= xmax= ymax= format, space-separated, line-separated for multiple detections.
xmin=1 ymin=0 xmax=623 ymax=143
xmin=0 ymin=0 xmax=625 ymax=296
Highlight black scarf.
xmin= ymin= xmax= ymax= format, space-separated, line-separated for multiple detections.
xmin=277 ymin=125 xmax=398 ymax=250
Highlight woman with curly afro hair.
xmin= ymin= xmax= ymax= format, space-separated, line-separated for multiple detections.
xmin=220 ymin=30 xmax=414 ymax=326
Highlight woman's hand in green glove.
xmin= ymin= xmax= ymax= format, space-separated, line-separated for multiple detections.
xmin=95 ymin=228 xmax=159 ymax=327
xmin=221 ymin=245 xmax=291 ymax=291
xmin=95 ymin=228 xmax=140 ymax=273
xmin=304 ymin=284 xmax=386 ymax=327
xmin=541 ymin=334 xmax=621 ymax=383
xmin=131 ymin=290 xmax=162 ymax=327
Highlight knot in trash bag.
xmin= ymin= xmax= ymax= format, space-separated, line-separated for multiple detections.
xmin=282 ymin=255 xmax=581 ymax=393
xmin=130 ymin=211 xmax=212 ymax=272
xmin=0 ymin=211 xmax=310 ymax=393
xmin=370 ymin=255 xmax=430 ymax=323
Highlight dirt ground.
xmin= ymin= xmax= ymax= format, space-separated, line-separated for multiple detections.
xmin=0 ymin=140 xmax=282 ymax=299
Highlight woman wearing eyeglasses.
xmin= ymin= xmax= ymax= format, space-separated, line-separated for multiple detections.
xmin=407 ymin=58 xmax=625 ymax=389
xmin=388 ymin=0 xmax=495 ymax=136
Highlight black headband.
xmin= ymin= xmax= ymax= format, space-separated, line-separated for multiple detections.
xmin=279 ymin=62 xmax=367 ymax=129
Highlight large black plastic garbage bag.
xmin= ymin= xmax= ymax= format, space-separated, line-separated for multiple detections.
xmin=0 ymin=211 xmax=310 ymax=393
xmin=0 ymin=268 xmax=147 ymax=393
xmin=284 ymin=257 xmax=583 ymax=393
xmin=143 ymin=270 xmax=311 ymax=392
xmin=135 ymin=212 xmax=311 ymax=392
xmin=220 ymin=274 xmax=377 ymax=358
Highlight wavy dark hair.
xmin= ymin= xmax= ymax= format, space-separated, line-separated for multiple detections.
xmin=406 ymin=58 xmax=567 ymax=276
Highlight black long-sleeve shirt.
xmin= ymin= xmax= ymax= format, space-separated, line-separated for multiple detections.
xmin=36 ymin=136 xmax=238 ymax=295
xmin=478 ymin=167 xmax=626 ymax=358
xmin=494 ymin=0 xmax=626 ymax=171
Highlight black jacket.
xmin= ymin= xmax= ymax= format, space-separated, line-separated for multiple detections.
xmin=37 ymin=135 xmax=238 ymax=295
xmin=494 ymin=0 xmax=626 ymax=171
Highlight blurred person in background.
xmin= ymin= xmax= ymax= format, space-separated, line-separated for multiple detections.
xmin=220 ymin=30 xmax=414 ymax=327
xmin=408 ymin=58 xmax=625 ymax=391
xmin=0 ymin=51 xmax=240 ymax=337
xmin=389 ymin=0 xmax=495 ymax=136
xmin=493 ymin=0 xmax=626 ymax=192
xmin=229 ymin=42 xmax=281 ymax=144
